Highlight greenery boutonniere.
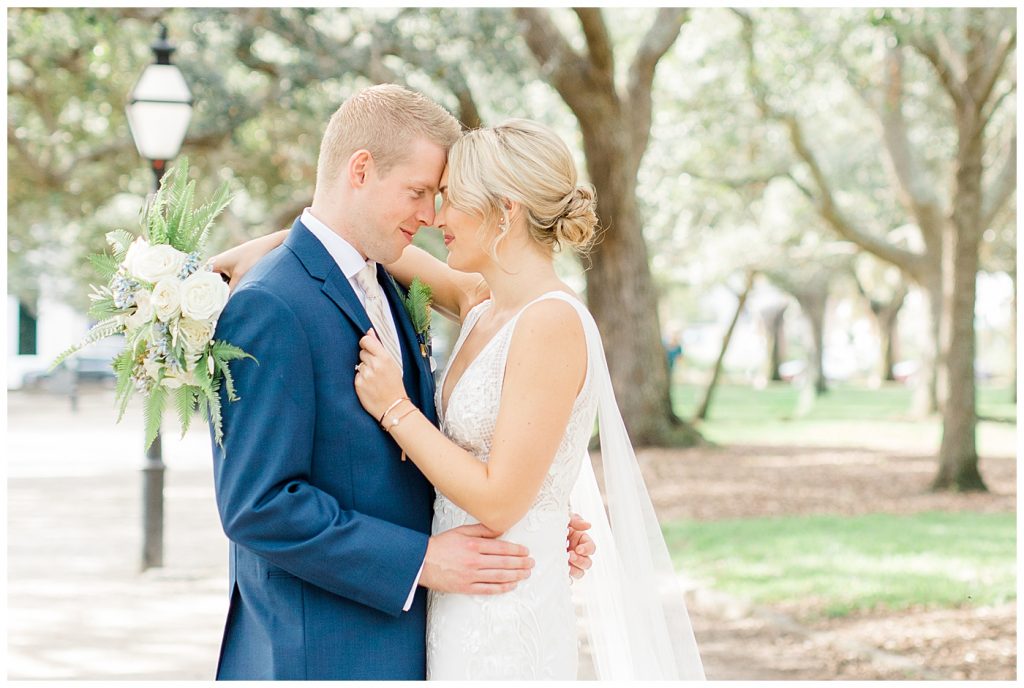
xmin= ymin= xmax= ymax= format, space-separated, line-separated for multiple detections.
xmin=400 ymin=277 xmax=433 ymax=360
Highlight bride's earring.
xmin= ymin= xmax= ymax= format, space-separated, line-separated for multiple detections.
xmin=499 ymin=215 xmax=509 ymax=233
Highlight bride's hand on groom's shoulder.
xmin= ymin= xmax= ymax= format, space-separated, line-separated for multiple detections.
xmin=420 ymin=524 xmax=535 ymax=595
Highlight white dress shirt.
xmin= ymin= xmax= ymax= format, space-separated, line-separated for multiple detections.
xmin=301 ymin=208 xmax=424 ymax=612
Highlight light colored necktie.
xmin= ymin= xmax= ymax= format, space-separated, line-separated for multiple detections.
xmin=354 ymin=263 xmax=404 ymax=372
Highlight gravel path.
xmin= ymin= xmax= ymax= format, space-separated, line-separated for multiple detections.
xmin=7 ymin=388 xmax=1016 ymax=680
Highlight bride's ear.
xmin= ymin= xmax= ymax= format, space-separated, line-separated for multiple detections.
xmin=501 ymin=198 xmax=522 ymax=227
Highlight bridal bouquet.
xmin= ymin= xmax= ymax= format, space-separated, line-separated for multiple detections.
xmin=52 ymin=158 xmax=252 ymax=448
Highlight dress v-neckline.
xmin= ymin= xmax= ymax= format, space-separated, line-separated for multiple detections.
xmin=438 ymin=290 xmax=578 ymax=421
xmin=439 ymin=300 xmax=508 ymax=421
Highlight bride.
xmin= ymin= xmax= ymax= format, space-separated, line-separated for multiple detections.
xmin=217 ymin=119 xmax=703 ymax=680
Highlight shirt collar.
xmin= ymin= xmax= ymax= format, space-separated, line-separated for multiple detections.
xmin=301 ymin=208 xmax=373 ymax=281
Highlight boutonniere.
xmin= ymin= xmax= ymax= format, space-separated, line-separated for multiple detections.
xmin=400 ymin=277 xmax=435 ymax=370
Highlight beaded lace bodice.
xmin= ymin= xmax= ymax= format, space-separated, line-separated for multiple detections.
xmin=425 ymin=292 xmax=599 ymax=680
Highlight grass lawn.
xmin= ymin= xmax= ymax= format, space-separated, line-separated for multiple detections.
xmin=664 ymin=511 xmax=1016 ymax=618
xmin=672 ymin=382 xmax=1016 ymax=455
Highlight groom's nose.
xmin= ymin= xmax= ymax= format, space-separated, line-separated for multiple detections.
xmin=415 ymin=196 xmax=436 ymax=227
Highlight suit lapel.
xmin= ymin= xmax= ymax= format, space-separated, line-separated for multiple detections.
xmin=284 ymin=218 xmax=373 ymax=335
xmin=284 ymin=217 xmax=436 ymax=420
xmin=379 ymin=265 xmax=437 ymax=420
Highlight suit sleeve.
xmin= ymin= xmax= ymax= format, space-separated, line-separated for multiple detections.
xmin=210 ymin=283 xmax=428 ymax=617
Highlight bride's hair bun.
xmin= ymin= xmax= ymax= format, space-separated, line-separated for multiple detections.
xmin=553 ymin=184 xmax=598 ymax=253
xmin=444 ymin=118 xmax=600 ymax=258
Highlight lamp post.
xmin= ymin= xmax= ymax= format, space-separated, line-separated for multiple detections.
xmin=126 ymin=22 xmax=193 ymax=571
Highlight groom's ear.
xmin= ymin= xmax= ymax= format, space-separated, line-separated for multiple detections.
xmin=348 ymin=149 xmax=374 ymax=188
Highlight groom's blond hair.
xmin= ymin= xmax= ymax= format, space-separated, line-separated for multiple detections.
xmin=315 ymin=84 xmax=462 ymax=192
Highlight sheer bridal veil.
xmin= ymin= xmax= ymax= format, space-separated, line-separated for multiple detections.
xmin=566 ymin=296 xmax=705 ymax=681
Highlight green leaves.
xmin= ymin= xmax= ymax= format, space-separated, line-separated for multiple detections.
xmin=143 ymin=384 xmax=167 ymax=451
xmin=140 ymin=157 xmax=234 ymax=256
xmin=401 ymin=277 xmax=433 ymax=336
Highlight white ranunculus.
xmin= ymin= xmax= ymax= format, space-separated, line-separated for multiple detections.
xmin=151 ymin=277 xmax=182 ymax=322
xmin=180 ymin=270 xmax=230 ymax=322
xmin=130 ymin=242 xmax=187 ymax=283
xmin=125 ymin=289 xmax=155 ymax=330
xmin=178 ymin=317 xmax=214 ymax=353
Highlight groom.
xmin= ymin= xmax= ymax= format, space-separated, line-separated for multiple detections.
xmin=210 ymin=84 xmax=590 ymax=680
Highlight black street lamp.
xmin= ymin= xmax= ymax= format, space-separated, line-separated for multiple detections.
xmin=126 ymin=22 xmax=193 ymax=571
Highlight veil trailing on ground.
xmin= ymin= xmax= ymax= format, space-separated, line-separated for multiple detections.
xmin=566 ymin=296 xmax=705 ymax=681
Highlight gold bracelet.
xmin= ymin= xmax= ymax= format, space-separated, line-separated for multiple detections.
xmin=383 ymin=406 xmax=417 ymax=462
xmin=378 ymin=396 xmax=410 ymax=425
xmin=383 ymin=405 xmax=416 ymax=432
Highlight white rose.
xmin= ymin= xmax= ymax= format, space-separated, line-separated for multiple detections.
xmin=122 ymin=237 xmax=150 ymax=277
xmin=125 ymin=289 xmax=155 ymax=330
xmin=178 ymin=317 xmax=214 ymax=353
xmin=151 ymin=278 xmax=181 ymax=322
xmin=130 ymin=243 xmax=187 ymax=283
xmin=180 ymin=270 xmax=230 ymax=322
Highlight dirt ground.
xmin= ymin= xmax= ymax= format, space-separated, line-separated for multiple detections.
xmin=629 ymin=443 xmax=1017 ymax=680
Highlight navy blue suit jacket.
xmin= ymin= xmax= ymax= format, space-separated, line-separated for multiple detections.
xmin=210 ymin=218 xmax=438 ymax=680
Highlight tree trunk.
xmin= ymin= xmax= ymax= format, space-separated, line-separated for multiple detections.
xmin=793 ymin=288 xmax=829 ymax=396
xmin=695 ymin=271 xmax=756 ymax=421
xmin=1012 ymin=272 xmax=1017 ymax=404
xmin=583 ymin=128 xmax=696 ymax=445
xmin=878 ymin=284 xmax=907 ymax=381
xmin=933 ymin=113 xmax=987 ymax=492
xmin=911 ymin=268 xmax=944 ymax=416
xmin=514 ymin=8 xmax=697 ymax=447
xmin=763 ymin=303 xmax=787 ymax=381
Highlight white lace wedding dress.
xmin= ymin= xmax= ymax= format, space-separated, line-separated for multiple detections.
xmin=426 ymin=291 xmax=598 ymax=680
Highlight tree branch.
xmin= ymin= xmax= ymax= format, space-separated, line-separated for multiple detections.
xmin=974 ymin=24 xmax=1016 ymax=116
xmin=574 ymin=8 xmax=615 ymax=77
xmin=902 ymin=30 xmax=965 ymax=109
xmin=626 ymin=8 xmax=689 ymax=167
xmin=877 ymin=45 xmax=946 ymax=245
xmin=514 ymin=8 xmax=589 ymax=103
xmin=739 ymin=10 xmax=928 ymax=279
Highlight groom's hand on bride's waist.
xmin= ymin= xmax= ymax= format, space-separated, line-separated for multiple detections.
xmin=419 ymin=523 xmax=534 ymax=595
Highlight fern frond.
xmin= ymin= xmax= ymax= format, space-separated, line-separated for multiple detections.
xmin=211 ymin=340 xmax=256 ymax=363
xmin=89 ymin=253 xmax=120 ymax=281
xmin=404 ymin=277 xmax=433 ymax=332
xmin=50 ymin=317 xmax=124 ymax=370
xmin=173 ymin=385 xmax=198 ymax=436
xmin=214 ymin=356 xmax=239 ymax=402
xmin=188 ymin=181 xmax=233 ymax=251
xmin=105 ymin=229 xmax=137 ymax=260
xmin=167 ymin=179 xmax=195 ymax=251
xmin=208 ymin=381 xmax=224 ymax=446
xmin=87 ymin=295 xmax=120 ymax=321
xmin=143 ymin=385 xmax=166 ymax=450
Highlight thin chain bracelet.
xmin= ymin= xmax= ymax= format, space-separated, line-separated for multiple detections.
xmin=383 ymin=405 xmax=417 ymax=462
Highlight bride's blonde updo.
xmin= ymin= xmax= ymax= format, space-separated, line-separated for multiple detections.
xmin=445 ymin=119 xmax=598 ymax=255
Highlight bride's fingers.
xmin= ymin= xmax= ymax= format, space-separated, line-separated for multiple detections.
xmin=360 ymin=329 xmax=383 ymax=353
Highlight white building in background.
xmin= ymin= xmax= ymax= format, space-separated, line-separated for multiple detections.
xmin=7 ymin=282 xmax=90 ymax=390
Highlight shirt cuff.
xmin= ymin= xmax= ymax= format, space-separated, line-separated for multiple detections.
xmin=403 ymin=561 xmax=425 ymax=612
